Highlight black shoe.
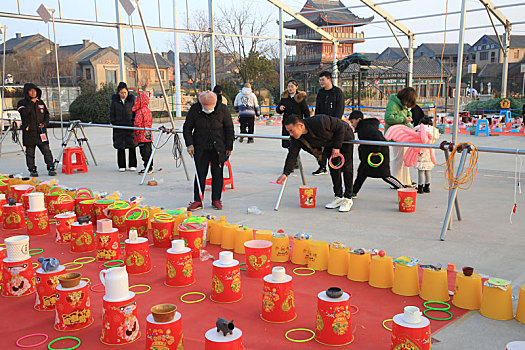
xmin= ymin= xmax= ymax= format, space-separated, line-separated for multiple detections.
xmin=29 ymin=170 xmax=38 ymax=177
xmin=48 ymin=169 xmax=57 ymax=176
xmin=238 ymin=137 xmax=244 ymax=143
xmin=423 ymin=184 xmax=430 ymax=193
xmin=417 ymin=185 xmax=424 ymax=194
xmin=247 ymin=138 xmax=254 ymax=144
xmin=312 ymin=167 xmax=328 ymax=176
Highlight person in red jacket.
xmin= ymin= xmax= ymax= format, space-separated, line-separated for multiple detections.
xmin=132 ymin=91 xmax=154 ymax=174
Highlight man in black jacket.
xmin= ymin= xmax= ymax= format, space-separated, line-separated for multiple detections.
xmin=276 ymin=114 xmax=355 ymax=212
xmin=312 ymin=71 xmax=345 ymax=176
xmin=17 ymin=83 xmax=56 ymax=177
xmin=183 ymin=91 xmax=235 ymax=211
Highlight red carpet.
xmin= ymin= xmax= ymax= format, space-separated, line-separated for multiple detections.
xmin=0 ymin=227 xmax=468 ymax=349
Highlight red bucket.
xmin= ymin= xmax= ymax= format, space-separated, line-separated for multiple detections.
xmin=398 ymin=189 xmax=417 ymax=213
xmin=299 ymin=186 xmax=317 ymax=208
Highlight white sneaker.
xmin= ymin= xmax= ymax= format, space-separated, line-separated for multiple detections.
xmin=118 ymin=168 xmax=126 ymax=172
xmin=325 ymin=196 xmax=345 ymax=209
xmin=338 ymin=198 xmax=353 ymax=212
xmin=129 ymin=167 xmax=137 ymax=171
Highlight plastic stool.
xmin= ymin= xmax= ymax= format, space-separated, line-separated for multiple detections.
xmin=420 ymin=268 xmax=449 ymax=301
xmin=475 ymin=119 xmax=490 ymax=136
xmin=369 ymin=255 xmax=394 ymax=288
xmin=480 ymin=280 xmax=513 ymax=320
xmin=205 ymin=159 xmax=234 ymax=191
xmin=392 ymin=263 xmax=420 ymax=296
xmin=62 ymin=147 xmax=88 ymax=174
xmin=500 ymin=110 xmax=512 ymax=123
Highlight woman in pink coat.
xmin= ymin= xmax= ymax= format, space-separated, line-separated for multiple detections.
xmin=132 ymin=92 xmax=154 ymax=174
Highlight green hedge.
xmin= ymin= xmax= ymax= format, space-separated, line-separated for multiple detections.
xmin=464 ymin=97 xmax=524 ymax=116
xmin=69 ymin=83 xmax=114 ymax=124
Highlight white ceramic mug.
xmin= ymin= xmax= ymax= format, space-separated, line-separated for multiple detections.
xmin=272 ymin=266 xmax=286 ymax=282
xmin=403 ymin=306 xmax=422 ymax=324
xmin=27 ymin=192 xmax=45 ymax=211
xmin=4 ymin=235 xmax=30 ymax=262
xmin=99 ymin=266 xmax=130 ymax=301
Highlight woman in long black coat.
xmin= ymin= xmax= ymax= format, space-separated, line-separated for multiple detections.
xmin=276 ymin=80 xmax=310 ymax=148
xmin=109 ymin=82 xmax=137 ymax=171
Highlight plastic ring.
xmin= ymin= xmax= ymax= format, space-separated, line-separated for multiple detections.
xmin=80 ymin=277 xmax=91 ymax=284
xmin=47 ymin=336 xmax=81 ymax=350
xmin=90 ymin=283 xmax=105 ymax=293
xmin=129 ymin=284 xmax=151 ymax=294
xmin=16 ymin=333 xmax=49 ymax=348
xmin=367 ymin=152 xmax=384 ymax=167
xmin=103 ymin=260 xmax=125 ymax=268
xmin=423 ymin=308 xmax=453 ymax=321
xmin=73 ymin=257 xmax=95 ymax=264
xmin=63 ymin=262 xmax=83 ymax=271
xmin=328 ymin=154 xmax=345 ymax=169
xmin=350 ymin=304 xmax=359 ymax=315
xmin=29 ymin=248 xmax=43 ymax=256
xmin=293 ymin=267 xmax=315 ymax=276
xmin=284 ymin=328 xmax=315 ymax=343
xmin=239 ymin=262 xmax=247 ymax=271
xmin=180 ymin=291 xmax=206 ymax=304
xmin=382 ymin=319 xmax=393 ymax=332
xmin=423 ymin=301 xmax=451 ymax=311
xmin=32 ymin=262 xmax=39 ymax=269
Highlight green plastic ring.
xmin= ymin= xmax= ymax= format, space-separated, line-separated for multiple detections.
xmin=103 ymin=260 xmax=125 ymax=268
xmin=239 ymin=262 xmax=247 ymax=271
xmin=47 ymin=336 xmax=81 ymax=350
xmin=293 ymin=267 xmax=315 ymax=276
xmin=129 ymin=284 xmax=151 ymax=294
xmin=367 ymin=152 xmax=384 ymax=167
xmin=63 ymin=262 xmax=84 ymax=271
xmin=382 ymin=319 xmax=393 ymax=331
xmin=284 ymin=328 xmax=315 ymax=343
xmin=73 ymin=257 xmax=96 ymax=264
xmin=423 ymin=301 xmax=451 ymax=311
xmin=423 ymin=308 xmax=453 ymax=321
xmin=180 ymin=291 xmax=207 ymax=304
xmin=29 ymin=248 xmax=44 ymax=256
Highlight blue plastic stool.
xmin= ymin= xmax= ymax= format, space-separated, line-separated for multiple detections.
xmin=500 ymin=110 xmax=512 ymax=123
xmin=475 ymin=119 xmax=490 ymax=136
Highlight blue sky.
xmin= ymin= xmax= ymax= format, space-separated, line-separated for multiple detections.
xmin=1 ymin=0 xmax=524 ymax=54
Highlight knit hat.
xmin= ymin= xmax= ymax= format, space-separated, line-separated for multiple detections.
xmin=199 ymin=91 xmax=217 ymax=110
xmin=117 ymin=81 xmax=128 ymax=92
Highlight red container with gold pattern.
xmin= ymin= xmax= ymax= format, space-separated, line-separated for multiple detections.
xmin=0 ymin=248 xmax=5 ymax=287
xmin=124 ymin=237 xmax=151 ymax=274
xmin=178 ymin=222 xmax=204 ymax=258
xmin=261 ymin=273 xmax=296 ymax=323
xmin=152 ymin=214 xmax=175 ymax=248
xmin=13 ymin=184 xmax=34 ymax=203
xmin=34 ymin=265 xmax=66 ymax=311
xmin=244 ymin=240 xmax=272 ymax=278
xmin=70 ymin=221 xmax=96 ymax=253
xmin=53 ymin=198 xmax=75 ymax=215
xmin=54 ymin=280 xmax=94 ymax=331
xmin=165 ymin=247 xmax=194 ymax=287
xmin=204 ymin=327 xmax=243 ymax=350
xmin=26 ymin=209 xmax=50 ymax=236
xmin=146 ymin=312 xmax=183 ymax=349
xmin=3 ymin=203 xmax=25 ymax=230
xmin=108 ymin=204 xmax=131 ymax=234
xmin=390 ymin=314 xmax=431 ymax=350
xmin=94 ymin=199 xmax=115 ymax=221
xmin=77 ymin=199 xmax=95 ymax=219
xmin=96 ymin=228 xmax=122 ymax=262
xmin=55 ymin=212 xmax=77 ymax=244
xmin=2 ymin=257 xmax=35 ymax=297
xmin=125 ymin=217 xmax=149 ymax=238
xmin=100 ymin=292 xmax=141 ymax=345
xmin=0 ymin=181 xmax=8 ymax=196
xmin=315 ymin=290 xmax=354 ymax=346
xmin=45 ymin=193 xmax=60 ymax=216
xmin=211 ymin=259 xmax=242 ymax=303
xmin=0 ymin=195 xmax=6 ymax=219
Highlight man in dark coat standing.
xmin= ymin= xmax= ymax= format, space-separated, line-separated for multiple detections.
xmin=312 ymin=71 xmax=345 ymax=176
xmin=276 ymin=114 xmax=355 ymax=212
xmin=183 ymin=91 xmax=234 ymax=211
xmin=17 ymin=83 xmax=56 ymax=177
xmin=348 ymin=111 xmax=404 ymax=197
xmin=109 ymin=82 xmax=137 ymax=172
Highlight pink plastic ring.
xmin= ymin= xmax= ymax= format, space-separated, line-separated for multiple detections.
xmin=329 ymin=154 xmax=345 ymax=169
xmin=16 ymin=333 xmax=49 ymax=348
xmin=350 ymin=304 xmax=359 ymax=315
xmin=90 ymin=283 xmax=105 ymax=293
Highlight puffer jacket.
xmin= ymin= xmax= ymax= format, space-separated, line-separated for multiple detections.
xmin=109 ymin=93 xmax=136 ymax=149
xmin=132 ymin=93 xmax=153 ymax=144
xmin=414 ymin=124 xmax=440 ymax=171
xmin=276 ymin=91 xmax=310 ymax=148
xmin=17 ymin=83 xmax=50 ymax=146
xmin=384 ymin=94 xmax=412 ymax=132
xmin=233 ymin=87 xmax=260 ymax=118
xmin=355 ymin=118 xmax=391 ymax=178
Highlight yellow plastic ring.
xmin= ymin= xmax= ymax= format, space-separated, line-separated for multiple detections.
xmin=129 ymin=284 xmax=151 ymax=294
xmin=180 ymin=292 xmax=207 ymax=304
xmin=367 ymin=152 xmax=384 ymax=167
xmin=63 ymin=262 xmax=84 ymax=271
xmin=73 ymin=257 xmax=96 ymax=264
xmin=284 ymin=328 xmax=315 ymax=343
xmin=32 ymin=262 xmax=39 ymax=269
xmin=382 ymin=319 xmax=393 ymax=332
xmin=80 ymin=277 xmax=91 ymax=284
xmin=293 ymin=267 xmax=315 ymax=276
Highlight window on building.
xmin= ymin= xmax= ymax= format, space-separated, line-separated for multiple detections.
xmin=85 ymin=68 xmax=92 ymax=80
xmin=490 ymin=51 xmax=496 ymax=63
xmin=105 ymin=69 xmax=117 ymax=85
xmin=514 ymin=50 xmax=520 ymax=59
xmin=480 ymin=52 xmax=488 ymax=61
xmin=129 ymin=70 xmax=136 ymax=79
xmin=160 ymin=70 xmax=165 ymax=80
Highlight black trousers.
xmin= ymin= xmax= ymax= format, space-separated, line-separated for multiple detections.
xmin=325 ymin=143 xmax=354 ymax=199
xmin=352 ymin=169 xmax=405 ymax=195
xmin=117 ymin=148 xmax=137 ymax=169
xmin=239 ymin=117 xmax=254 ymax=141
xmin=318 ymin=151 xmax=328 ymax=169
xmin=193 ymin=149 xmax=224 ymax=202
xmin=138 ymin=142 xmax=153 ymax=170
xmin=25 ymin=143 xmax=54 ymax=172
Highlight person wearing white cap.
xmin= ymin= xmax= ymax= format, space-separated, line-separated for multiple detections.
xmin=183 ymin=91 xmax=234 ymax=211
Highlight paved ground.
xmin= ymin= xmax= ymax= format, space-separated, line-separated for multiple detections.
xmin=1 ymin=122 xmax=524 ymax=348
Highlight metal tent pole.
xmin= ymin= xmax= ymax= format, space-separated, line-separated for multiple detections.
xmin=279 ymin=8 xmax=285 ymax=95
xmin=501 ymin=26 xmax=511 ymax=97
xmin=115 ymin=0 xmax=126 ymax=83
xmin=452 ymin=0 xmax=468 ymax=146
xmin=173 ymin=0 xmax=182 ymax=118
xmin=0 ymin=26 xmax=5 ymax=157
xmin=51 ymin=11 xmax=64 ymax=141
xmin=208 ymin=0 xmax=216 ymax=90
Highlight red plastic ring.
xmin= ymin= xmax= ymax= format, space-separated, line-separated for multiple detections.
xmin=90 ymin=283 xmax=105 ymax=293
xmin=350 ymin=304 xmax=359 ymax=315
xmin=16 ymin=333 xmax=49 ymax=348
xmin=329 ymin=154 xmax=345 ymax=169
